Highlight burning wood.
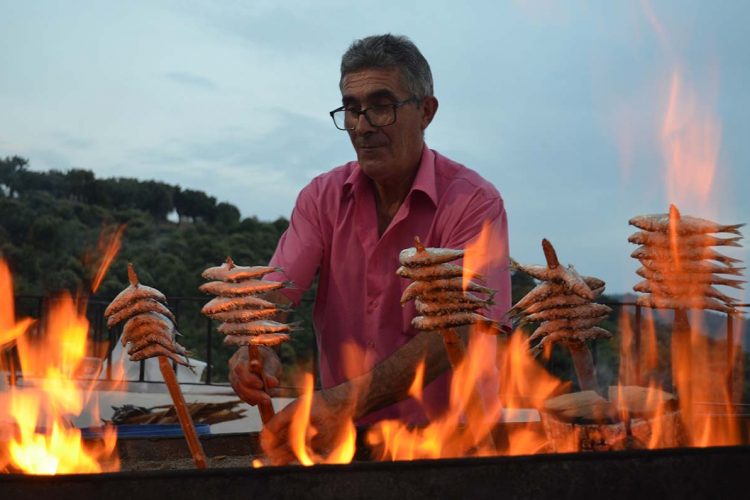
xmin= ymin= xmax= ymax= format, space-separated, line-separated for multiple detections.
xmin=541 ymin=387 xmax=683 ymax=452
xmin=200 ymin=256 xmax=296 ymax=425
xmin=510 ymin=239 xmax=612 ymax=392
xmin=105 ymin=264 xmax=207 ymax=469
xmin=628 ymin=204 xmax=745 ymax=314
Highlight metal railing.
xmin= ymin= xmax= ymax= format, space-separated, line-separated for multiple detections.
xmin=3 ymin=296 xmax=747 ymax=394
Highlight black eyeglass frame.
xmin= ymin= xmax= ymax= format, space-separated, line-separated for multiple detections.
xmin=329 ymin=96 xmax=421 ymax=131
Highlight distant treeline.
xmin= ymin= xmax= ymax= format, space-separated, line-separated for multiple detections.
xmin=0 ymin=155 xmax=241 ymax=225
xmin=0 ymin=155 xmax=303 ymax=382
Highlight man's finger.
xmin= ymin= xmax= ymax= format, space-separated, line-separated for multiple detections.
xmin=233 ymin=365 xmax=265 ymax=390
xmin=265 ymin=375 xmax=279 ymax=389
xmin=234 ymin=386 xmax=272 ymax=406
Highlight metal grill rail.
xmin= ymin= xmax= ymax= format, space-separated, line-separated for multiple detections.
xmin=3 ymin=296 xmax=747 ymax=393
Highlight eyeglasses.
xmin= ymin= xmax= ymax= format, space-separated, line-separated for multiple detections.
xmin=329 ymin=96 xmax=420 ymax=131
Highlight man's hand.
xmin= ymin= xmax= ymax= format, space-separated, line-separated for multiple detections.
xmin=260 ymin=385 xmax=354 ymax=466
xmin=229 ymin=346 xmax=282 ymax=407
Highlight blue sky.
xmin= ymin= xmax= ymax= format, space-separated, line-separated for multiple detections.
xmin=1 ymin=0 xmax=748 ymax=296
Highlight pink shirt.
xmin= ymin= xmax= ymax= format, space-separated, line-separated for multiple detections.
xmin=267 ymin=145 xmax=511 ymax=424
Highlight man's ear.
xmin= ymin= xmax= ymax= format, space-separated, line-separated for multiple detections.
xmin=421 ymin=96 xmax=439 ymax=130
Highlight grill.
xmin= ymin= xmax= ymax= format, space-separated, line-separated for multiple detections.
xmin=1 ymin=428 xmax=749 ymax=500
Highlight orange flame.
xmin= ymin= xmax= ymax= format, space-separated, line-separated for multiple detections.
xmin=614 ymin=303 xmax=742 ymax=450
xmin=90 ymin=224 xmax=126 ymax=293
xmin=288 ymin=373 xmax=356 ymax=465
xmin=1 ymin=259 xmax=120 ymax=474
xmin=367 ymin=328 xmax=565 ymax=460
xmin=661 ymin=72 xmax=721 ymax=210
xmin=462 ymin=220 xmax=506 ymax=291
xmin=0 ymin=260 xmax=34 ymax=347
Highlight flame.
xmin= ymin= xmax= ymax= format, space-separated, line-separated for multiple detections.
xmin=287 ymin=372 xmax=356 ymax=465
xmin=0 ymin=260 xmax=34 ymax=347
xmin=90 ymin=224 xmax=126 ymax=293
xmin=367 ymin=328 xmax=565 ymax=460
xmin=661 ymin=72 xmax=721 ymax=210
xmin=614 ymin=302 xmax=742 ymax=450
xmin=408 ymin=359 xmax=426 ymax=400
xmin=462 ymin=220 xmax=506 ymax=291
xmin=0 ymin=259 xmax=120 ymax=474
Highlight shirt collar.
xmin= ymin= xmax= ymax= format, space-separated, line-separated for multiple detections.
xmin=343 ymin=143 xmax=438 ymax=206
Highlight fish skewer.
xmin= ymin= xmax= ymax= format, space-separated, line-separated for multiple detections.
xmin=399 ymin=236 xmax=500 ymax=450
xmin=628 ymin=205 xmax=745 ymax=400
xmin=512 ymin=239 xmax=611 ymax=392
xmin=628 ymin=204 xmax=745 ymax=313
xmin=200 ymin=256 xmax=296 ymax=426
xmin=105 ymin=263 xmax=207 ymax=469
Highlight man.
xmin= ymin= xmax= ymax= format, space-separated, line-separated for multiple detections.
xmin=229 ymin=34 xmax=511 ymax=464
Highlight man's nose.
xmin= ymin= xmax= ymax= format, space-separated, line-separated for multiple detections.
xmin=353 ymin=112 xmax=376 ymax=134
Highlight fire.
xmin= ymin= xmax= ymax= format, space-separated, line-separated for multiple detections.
xmin=90 ymin=224 xmax=126 ymax=293
xmin=2 ymin=226 xmax=126 ymax=475
xmin=288 ymin=372 xmax=356 ymax=465
xmin=0 ymin=281 xmax=120 ymax=474
xmin=661 ymin=72 xmax=721 ymax=210
xmin=364 ymin=222 xmax=564 ymax=461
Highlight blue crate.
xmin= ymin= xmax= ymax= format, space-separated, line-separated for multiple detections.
xmin=81 ymin=424 xmax=211 ymax=439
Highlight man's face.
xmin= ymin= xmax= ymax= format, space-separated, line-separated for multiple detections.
xmin=340 ymin=67 xmax=437 ymax=185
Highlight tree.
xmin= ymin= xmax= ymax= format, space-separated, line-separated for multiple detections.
xmin=0 ymin=156 xmax=29 ymax=197
xmin=65 ymin=169 xmax=97 ymax=203
xmin=174 ymin=188 xmax=217 ymax=223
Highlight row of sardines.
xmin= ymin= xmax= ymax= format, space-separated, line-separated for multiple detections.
xmin=105 ymin=207 xmax=744 ymax=367
xmin=510 ymin=206 xmax=745 ymax=356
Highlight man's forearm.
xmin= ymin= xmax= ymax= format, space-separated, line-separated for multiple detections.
xmin=328 ymin=328 xmax=467 ymax=420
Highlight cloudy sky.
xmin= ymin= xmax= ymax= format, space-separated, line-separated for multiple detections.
xmin=1 ymin=0 xmax=748 ymax=296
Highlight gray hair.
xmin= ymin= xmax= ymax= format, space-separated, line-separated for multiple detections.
xmin=339 ymin=34 xmax=434 ymax=99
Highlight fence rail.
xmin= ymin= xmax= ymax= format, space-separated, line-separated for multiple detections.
xmin=3 ymin=295 xmax=747 ymax=394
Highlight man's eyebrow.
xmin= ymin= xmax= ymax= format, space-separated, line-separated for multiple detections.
xmin=342 ymin=88 xmax=400 ymax=105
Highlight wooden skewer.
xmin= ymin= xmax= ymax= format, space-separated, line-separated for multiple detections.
xmin=158 ymin=356 xmax=208 ymax=469
xmin=248 ymin=344 xmax=276 ymax=424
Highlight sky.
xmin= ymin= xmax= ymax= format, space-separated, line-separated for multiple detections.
xmin=1 ymin=0 xmax=748 ymax=296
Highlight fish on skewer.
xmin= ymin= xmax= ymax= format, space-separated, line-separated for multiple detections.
xmin=630 ymin=245 xmax=742 ymax=266
xmin=636 ymin=295 xmax=738 ymax=314
xmin=399 ymin=236 xmax=465 ymax=267
xmin=105 ymin=298 xmax=176 ymax=329
xmin=396 ymin=263 xmax=482 ymax=281
xmin=633 ymin=280 xmax=738 ymax=304
xmin=198 ymin=279 xmax=289 ymax=297
xmin=411 ymin=312 xmax=501 ymax=332
xmin=629 ymin=205 xmax=745 ymax=235
xmin=400 ymin=277 xmax=496 ymax=304
xmin=509 ymin=287 xmax=605 ymax=318
xmin=200 ymin=256 xmax=297 ymax=427
xmin=628 ymin=231 xmax=743 ymax=248
xmin=104 ymin=263 xmax=206 ymax=469
xmin=638 ymin=259 xmax=745 ymax=276
xmin=201 ymin=295 xmax=286 ymax=315
xmin=520 ymin=303 xmax=612 ymax=324
xmin=201 ymin=256 xmax=280 ymax=282
xmin=628 ymin=204 xmax=745 ymax=320
xmin=511 ymin=239 xmax=610 ymax=392
xmin=635 ymin=266 xmax=746 ymax=289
